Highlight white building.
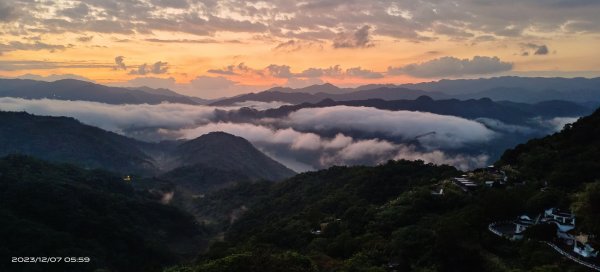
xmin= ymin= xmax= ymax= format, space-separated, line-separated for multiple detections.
xmin=542 ymin=208 xmax=575 ymax=232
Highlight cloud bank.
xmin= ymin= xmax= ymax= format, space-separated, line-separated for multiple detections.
xmin=0 ymin=97 xmax=563 ymax=171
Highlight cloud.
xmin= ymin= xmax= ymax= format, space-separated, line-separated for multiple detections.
xmin=77 ymin=36 xmax=94 ymax=42
xmin=535 ymin=45 xmax=549 ymax=55
xmin=296 ymin=66 xmax=343 ymax=78
xmin=145 ymin=38 xmax=219 ymax=43
xmin=273 ymin=39 xmax=324 ymax=52
xmin=387 ymin=56 xmax=513 ymax=78
xmin=0 ymin=41 xmax=71 ymax=53
xmin=207 ymin=63 xmax=251 ymax=76
xmin=0 ymin=97 xmax=218 ymax=133
xmin=0 ymin=97 xmax=497 ymax=171
xmin=232 ymin=101 xmax=292 ymax=110
xmin=285 ymin=106 xmax=497 ymax=149
xmin=129 ymin=61 xmax=169 ymax=75
xmin=475 ymin=118 xmax=536 ymax=134
xmin=266 ymin=64 xmax=294 ymax=78
xmin=345 ymin=67 xmax=384 ymax=79
xmin=113 ymin=75 xmax=264 ymax=99
xmin=178 ymin=122 xmax=490 ymax=171
xmin=532 ymin=116 xmax=579 ymax=132
xmin=4 ymin=0 xmax=600 ymax=45
xmin=113 ymin=56 xmax=127 ymax=70
xmin=521 ymin=43 xmax=550 ymax=56
xmin=333 ymin=25 xmax=374 ymax=48
xmin=0 ymin=2 xmax=18 ymax=22
xmin=57 ymin=3 xmax=90 ymax=20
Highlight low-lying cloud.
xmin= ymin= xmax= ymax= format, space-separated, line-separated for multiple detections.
xmin=0 ymin=97 xmax=218 ymax=133
xmin=0 ymin=97 xmax=565 ymax=172
xmin=178 ymin=122 xmax=490 ymax=171
xmin=284 ymin=106 xmax=497 ymax=149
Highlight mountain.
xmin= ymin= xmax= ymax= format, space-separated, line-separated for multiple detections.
xmin=161 ymin=132 xmax=295 ymax=192
xmin=172 ymin=108 xmax=600 ymax=272
xmin=498 ymin=106 xmax=600 ymax=187
xmin=400 ymin=76 xmax=600 ymax=95
xmin=0 ymin=78 xmax=199 ymax=105
xmin=211 ymin=77 xmax=600 ymax=106
xmin=239 ymin=96 xmax=592 ymax=125
xmin=0 ymin=111 xmax=295 ymax=191
xmin=0 ymin=155 xmax=205 ymax=272
xmin=128 ymin=86 xmax=210 ymax=104
xmin=210 ymin=91 xmax=331 ymax=106
xmin=176 ymin=159 xmax=586 ymax=271
xmin=0 ymin=111 xmax=157 ymax=174
xmin=400 ymin=77 xmax=600 ymax=103
xmin=210 ymin=86 xmax=446 ymax=106
xmin=171 ymin=132 xmax=294 ymax=181
xmin=267 ymin=83 xmax=352 ymax=95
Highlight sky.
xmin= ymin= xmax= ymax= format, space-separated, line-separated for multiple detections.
xmin=1 ymin=0 xmax=600 ymax=99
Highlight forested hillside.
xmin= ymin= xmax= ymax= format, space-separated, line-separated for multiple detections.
xmin=0 ymin=155 xmax=206 ymax=272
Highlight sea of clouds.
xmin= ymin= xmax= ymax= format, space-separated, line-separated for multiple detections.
xmin=0 ymin=97 xmax=573 ymax=172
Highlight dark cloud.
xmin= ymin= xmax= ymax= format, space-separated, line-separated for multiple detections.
xmin=113 ymin=56 xmax=127 ymax=70
xmin=388 ymin=56 xmax=513 ymax=78
xmin=0 ymin=41 xmax=71 ymax=53
xmin=2 ymin=0 xmax=600 ymax=45
xmin=296 ymin=66 xmax=343 ymax=78
xmin=150 ymin=0 xmax=190 ymax=9
xmin=534 ymin=45 xmax=549 ymax=55
xmin=333 ymin=25 xmax=374 ymax=48
xmin=77 ymin=36 xmax=94 ymax=42
xmin=207 ymin=63 xmax=251 ymax=76
xmin=266 ymin=64 xmax=294 ymax=78
xmin=0 ymin=2 xmax=18 ymax=22
xmin=521 ymin=43 xmax=550 ymax=56
xmin=345 ymin=67 xmax=384 ymax=79
xmin=57 ymin=3 xmax=90 ymax=19
xmin=145 ymin=38 xmax=218 ymax=43
xmin=129 ymin=61 xmax=169 ymax=75
xmin=273 ymin=39 xmax=324 ymax=52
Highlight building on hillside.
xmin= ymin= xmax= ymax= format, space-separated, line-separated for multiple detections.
xmin=453 ymin=177 xmax=478 ymax=192
xmin=542 ymin=208 xmax=576 ymax=232
xmin=573 ymin=234 xmax=599 ymax=258
xmin=513 ymin=215 xmax=536 ymax=240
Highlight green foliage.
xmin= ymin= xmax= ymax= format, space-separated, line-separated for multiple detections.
xmin=0 ymin=111 xmax=155 ymax=174
xmin=499 ymin=108 xmax=600 ymax=188
xmin=192 ymin=250 xmax=317 ymax=272
xmin=0 ymin=155 xmax=205 ymax=272
xmin=572 ymin=181 xmax=600 ymax=233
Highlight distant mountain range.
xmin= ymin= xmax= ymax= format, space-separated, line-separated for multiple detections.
xmin=210 ymin=87 xmax=446 ymax=106
xmin=2 ymin=77 xmax=599 ymax=106
xmin=211 ymin=77 xmax=600 ymax=106
xmin=213 ymin=96 xmax=593 ymax=126
xmin=0 ymin=111 xmax=295 ymax=193
xmin=0 ymin=78 xmax=206 ymax=105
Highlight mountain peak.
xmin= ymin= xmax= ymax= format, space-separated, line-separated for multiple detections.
xmin=174 ymin=132 xmax=295 ymax=181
